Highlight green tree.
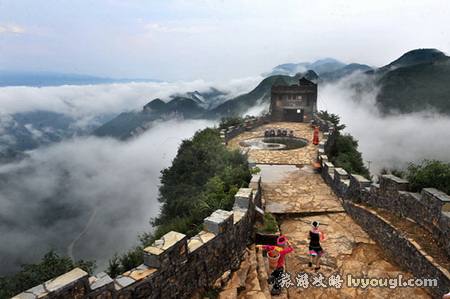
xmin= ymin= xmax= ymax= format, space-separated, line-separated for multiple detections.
xmin=330 ymin=133 xmax=370 ymax=178
xmin=107 ymin=126 xmax=251 ymax=277
xmin=406 ymin=159 xmax=450 ymax=194
xmin=218 ymin=116 xmax=245 ymax=130
xmin=155 ymin=127 xmax=250 ymax=226
xmin=0 ymin=250 xmax=95 ymax=299
xmin=317 ymin=110 xmax=346 ymax=131
xmin=317 ymin=110 xmax=370 ymax=178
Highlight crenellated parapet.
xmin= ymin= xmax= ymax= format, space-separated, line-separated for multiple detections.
xmin=13 ymin=174 xmax=262 ymax=299
xmin=220 ymin=115 xmax=270 ymax=144
xmin=320 ymin=150 xmax=450 ymax=258
xmin=311 ymin=114 xmax=450 ymax=298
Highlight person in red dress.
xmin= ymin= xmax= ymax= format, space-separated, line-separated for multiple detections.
xmin=257 ymin=236 xmax=294 ymax=295
xmin=312 ymin=126 xmax=320 ymax=145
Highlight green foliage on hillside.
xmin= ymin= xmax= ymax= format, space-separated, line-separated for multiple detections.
xmin=376 ymin=60 xmax=450 ymax=114
xmin=317 ymin=110 xmax=346 ymax=131
xmin=155 ymin=127 xmax=251 ymax=226
xmin=331 ymin=134 xmax=370 ymax=178
xmin=107 ymin=124 xmax=251 ymax=277
xmin=255 ymin=213 xmax=278 ymax=234
xmin=406 ymin=159 xmax=450 ymax=194
xmin=317 ymin=110 xmax=370 ymax=178
xmin=0 ymin=251 xmax=95 ymax=299
xmin=218 ymin=116 xmax=245 ymax=130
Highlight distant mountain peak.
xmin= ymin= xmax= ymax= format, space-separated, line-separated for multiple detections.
xmin=264 ymin=58 xmax=346 ymax=77
xmin=386 ymin=48 xmax=449 ymax=69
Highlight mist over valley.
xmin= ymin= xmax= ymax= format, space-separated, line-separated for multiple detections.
xmin=1 ymin=49 xmax=450 ymax=275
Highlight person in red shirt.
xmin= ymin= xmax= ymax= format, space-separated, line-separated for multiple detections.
xmin=257 ymin=235 xmax=294 ymax=295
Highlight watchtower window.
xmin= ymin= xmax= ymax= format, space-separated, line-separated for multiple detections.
xmin=287 ymin=94 xmax=303 ymax=101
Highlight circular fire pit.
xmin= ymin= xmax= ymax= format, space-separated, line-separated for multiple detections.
xmin=239 ymin=137 xmax=308 ymax=150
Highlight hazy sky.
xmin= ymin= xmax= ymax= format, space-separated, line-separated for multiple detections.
xmin=1 ymin=0 xmax=449 ymax=81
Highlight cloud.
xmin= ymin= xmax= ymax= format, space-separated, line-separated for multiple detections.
xmin=3 ymin=72 xmax=449 ymax=277
xmin=2 ymin=78 xmax=257 ymax=274
xmin=0 ymin=24 xmax=25 ymax=34
xmin=143 ymin=22 xmax=214 ymax=37
xmin=318 ymin=72 xmax=450 ymax=176
xmin=0 ymin=118 xmax=215 ymax=274
xmin=0 ymin=78 xmax=262 ymax=117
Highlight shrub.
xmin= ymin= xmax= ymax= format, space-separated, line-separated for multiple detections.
xmin=218 ymin=116 xmax=245 ymax=130
xmin=107 ymin=126 xmax=251 ymax=277
xmin=0 ymin=251 xmax=95 ymax=299
xmin=318 ymin=110 xmax=370 ymax=178
xmin=406 ymin=159 xmax=450 ymax=194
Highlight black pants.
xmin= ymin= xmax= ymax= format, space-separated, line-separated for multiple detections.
xmin=271 ymin=267 xmax=283 ymax=290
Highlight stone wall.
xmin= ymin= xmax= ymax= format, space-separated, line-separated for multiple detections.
xmin=220 ymin=115 xmax=270 ymax=144
xmin=313 ymin=115 xmax=450 ymax=298
xmin=344 ymin=201 xmax=450 ymax=298
xmin=14 ymin=161 xmax=262 ymax=298
xmin=321 ymin=166 xmax=450 ymax=259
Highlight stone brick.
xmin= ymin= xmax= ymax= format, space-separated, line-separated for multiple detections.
xmin=204 ymin=209 xmax=234 ymax=235
xmin=143 ymin=231 xmax=187 ymax=269
xmin=234 ymin=188 xmax=253 ymax=209
xmin=334 ymin=167 xmax=349 ymax=180
xmin=249 ymin=175 xmax=261 ymax=191
xmin=89 ymin=272 xmax=114 ymax=291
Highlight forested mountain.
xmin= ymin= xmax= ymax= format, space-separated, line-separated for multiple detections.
xmin=93 ymin=88 xmax=228 ymax=139
xmin=2 ymin=49 xmax=450 ymax=154
xmin=264 ymin=58 xmax=373 ymax=82
xmin=209 ymin=70 xmax=318 ymax=117
xmin=92 ymin=71 xmax=319 ymax=139
xmin=374 ymin=49 xmax=450 ymax=114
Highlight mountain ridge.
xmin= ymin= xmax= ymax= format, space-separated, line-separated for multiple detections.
xmin=2 ymin=48 xmax=450 ymax=156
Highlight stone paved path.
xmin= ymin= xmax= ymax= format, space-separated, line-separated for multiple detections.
xmin=226 ymin=122 xmax=430 ymax=298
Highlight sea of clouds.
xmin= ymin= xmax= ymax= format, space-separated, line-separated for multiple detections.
xmin=318 ymin=72 xmax=450 ymax=176
xmin=1 ymin=73 xmax=449 ymax=275
xmin=0 ymin=77 xmax=262 ymax=275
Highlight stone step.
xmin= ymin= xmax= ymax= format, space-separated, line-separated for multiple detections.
xmin=218 ymin=246 xmax=273 ymax=299
xmin=256 ymin=248 xmax=290 ymax=298
xmin=256 ymin=248 xmax=271 ymax=298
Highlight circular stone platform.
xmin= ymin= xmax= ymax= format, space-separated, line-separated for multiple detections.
xmin=239 ymin=137 xmax=308 ymax=150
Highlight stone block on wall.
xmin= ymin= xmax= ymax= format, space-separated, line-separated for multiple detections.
xmin=233 ymin=210 xmax=246 ymax=225
xmin=248 ymin=159 xmax=256 ymax=169
xmin=323 ymin=162 xmax=334 ymax=172
xmin=421 ymin=188 xmax=450 ymax=210
xmin=187 ymin=230 xmax=216 ymax=253
xmin=143 ymin=231 xmax=187 ymax=269
xmin=203 ymin=209 xmax=234 ymax=235
xmin=317 ymin=149 xmax=325 ymax=157
xmin=89 ymin=271 xmax=114 ymax=292
xmin=13 ymin=268 xmax=89 ymax=299
xmin=379 ymin=175 xmax=409 ymax=196
xmin=334 ymin=168 xmax=349 ymax=180
xmin=319 ymin=155 xmax=329 ymax=163
xmin=351 ymin=174 xmax=372 ymax=188
xmin=234 ymin=188 xmax=253 ymax=209
xmin=249 ymin=175 xmax=261 ymax=191
xmin=318 ymin=141 xmax=325 ymax=150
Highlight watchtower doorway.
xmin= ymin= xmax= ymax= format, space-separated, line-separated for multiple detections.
xmin=284 ymin=108 xmax=304 ymax=122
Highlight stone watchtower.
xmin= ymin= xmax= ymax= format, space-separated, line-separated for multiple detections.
xmin=269 ymin=77 xmax=317 ymax=122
